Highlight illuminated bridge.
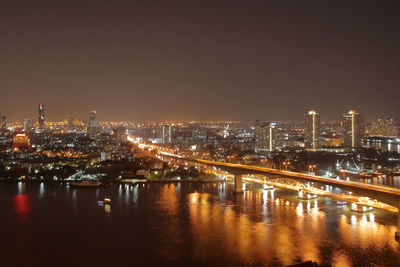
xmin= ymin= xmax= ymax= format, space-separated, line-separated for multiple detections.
xmin=160 ymin=153 xmax=400 ymax=239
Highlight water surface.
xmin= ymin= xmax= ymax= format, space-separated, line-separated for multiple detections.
xmin=0 ymin=182 xmax=399 ymax=266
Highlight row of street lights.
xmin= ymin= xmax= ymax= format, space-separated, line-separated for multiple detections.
xmin=308 ymin=164 xmax=317 ymax=174
xmin=282 ymin=161 xmax=290 ymax=170
xmin=260 ymin=159 xmax=317 ymax=174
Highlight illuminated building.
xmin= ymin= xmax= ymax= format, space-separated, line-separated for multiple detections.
xmin=162 ymin=125 xmax=172 ymax=144
xmin=320 ymin=136 xmax=343 ymax=147
xmin=368 ymin=118 xmax=398 ymax=137
xmin=255 ymin=122 xmax=282 ymax=152
xmin=12 ymin=132 xmax=32 ymax=152
xmin=87 ymin=110 xmax=101 ymax=135
xmin=343 ymin=110 xmax=364 ymax=149
xmin=38 ymin=103 xmax=45 ymax=128
xmin=304 ymin=110 xmax=321 ymax=150
xmin=68 ymin=117 xmax=74 ymax=131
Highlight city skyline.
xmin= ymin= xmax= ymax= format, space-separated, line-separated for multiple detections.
xmin=1 ymin=104 xmax=399 ymax=123
xmin=1 ymin=1 xmax=400 ymax=121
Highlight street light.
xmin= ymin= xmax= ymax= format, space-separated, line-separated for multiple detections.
xmin=308 ymin=164 xmax=316 ymax=174
xmin=283 ymin=161 xmax=290 ymax=170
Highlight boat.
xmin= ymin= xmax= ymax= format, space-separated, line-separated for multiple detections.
xmin=97 ymin=198 xmax=111 ymax=205
xmin=69 ymin=180 xmax=102 ymax=187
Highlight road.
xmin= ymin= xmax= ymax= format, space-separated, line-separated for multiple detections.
xmin=195 ymin=159 xmax=400 ymax=197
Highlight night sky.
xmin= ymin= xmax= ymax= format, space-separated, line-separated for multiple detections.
xmin=1 ymin=1 xmax=399 ymax=122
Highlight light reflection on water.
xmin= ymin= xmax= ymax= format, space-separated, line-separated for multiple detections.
xmin=1 ymin=182 xmax=399 ymax=266
xmin=183 ymin=184 xmax=399 ymax=266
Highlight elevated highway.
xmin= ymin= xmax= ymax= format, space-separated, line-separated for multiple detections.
xmin=160 ymin=153 xmax=400 ymax=239
xmin=193 ymin=159 xmax=400 ymax=207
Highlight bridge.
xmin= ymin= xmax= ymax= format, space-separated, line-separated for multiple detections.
xmin=158 ymin=152 xmax=400 ymax=239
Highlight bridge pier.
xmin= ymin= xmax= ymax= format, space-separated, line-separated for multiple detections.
xmin=233 ymin=174 xmax=243 ymax=194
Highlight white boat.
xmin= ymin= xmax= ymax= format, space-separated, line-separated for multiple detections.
xmin=69 ymin=180 xmax=102 ymax=187
xmin=97 ymin=198 xmax=111 ymax=205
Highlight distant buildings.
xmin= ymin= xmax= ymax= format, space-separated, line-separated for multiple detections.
xmin=368 ymin=118 xmax=398 ymax=137
xmin=304 ymin=110 xmax=321 ymax=150
xmin=343 ymin=110 xmax=364 ymax=149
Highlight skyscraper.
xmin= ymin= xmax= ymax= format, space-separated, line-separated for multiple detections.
xmin=162 ymin=125 xmax=172 ymax=144
xmin=343 ymin=110 xmax=364 ymax=149
xmin=68 ymin=117 xmax=74 ymax=131
xmin=67 ymin=117 xmax=77 ymax=133
xmin=255 ymin=122 xmax=282 ymax=152
xmin=87 ymin=110 xmax=101 ymax=135
xmin=38 ymin=103 xmax=45 ymax=128
xmin=304 ymin=110 xmax=321 ymax=150
xmin=255 ymin=122 xmax=268 ymax=152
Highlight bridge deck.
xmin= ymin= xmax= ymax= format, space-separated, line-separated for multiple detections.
xmin=195 ymin=159 xmax=400 ymax=197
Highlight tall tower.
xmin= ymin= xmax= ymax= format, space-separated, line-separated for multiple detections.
xmin=89 ymin=110 xmax=96 ymax=123
xmin=343 ymin=110 xmax=363 ymax=149
xmin=304 ymin=110 xmax=321 ymax=150
xmin=267 ymin=123 xmax=280 ymax=151
xmin=38 ymin=103 xmax=45 ymax=128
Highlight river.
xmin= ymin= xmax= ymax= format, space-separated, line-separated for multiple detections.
xmin=0 ymin=181 xmax=399 ymax=266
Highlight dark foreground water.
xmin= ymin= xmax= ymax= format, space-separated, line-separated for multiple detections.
xmin=0 ymin=182 xmax=399 ymax=267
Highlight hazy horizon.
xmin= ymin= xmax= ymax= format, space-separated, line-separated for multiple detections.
xmin=1 ymin=1 xmax=399 ymax=121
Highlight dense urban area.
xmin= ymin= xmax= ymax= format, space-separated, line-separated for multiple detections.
xmin=1 ymin=105 xmax=399 ymax=184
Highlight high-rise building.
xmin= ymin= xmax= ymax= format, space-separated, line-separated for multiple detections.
xmin=343 ymin=110 xmax=364 ymax=149
xmin=68 ymin=117 xmax=74 ymax=131
xmin=368 ymin=118 xmax=398 ymax=137
xmin=255 ymin=122 xmax=282 ymax=152
xmin=304 ymin=110 xmax=321 ymax=150
xmin=162 ymin=125 xmax=172 ymax=144
xmin=255 ymin=123 xmax=268 ymax=152
xmin=12 ymin=132 xmax=32 ymax=152
xmin=23 ymin=119 xmax=32 ymax=131
xmin=87 ymin=110 xmax=101 ymax=135
xmin=38 ymin=103 xmax=45 ymax=128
